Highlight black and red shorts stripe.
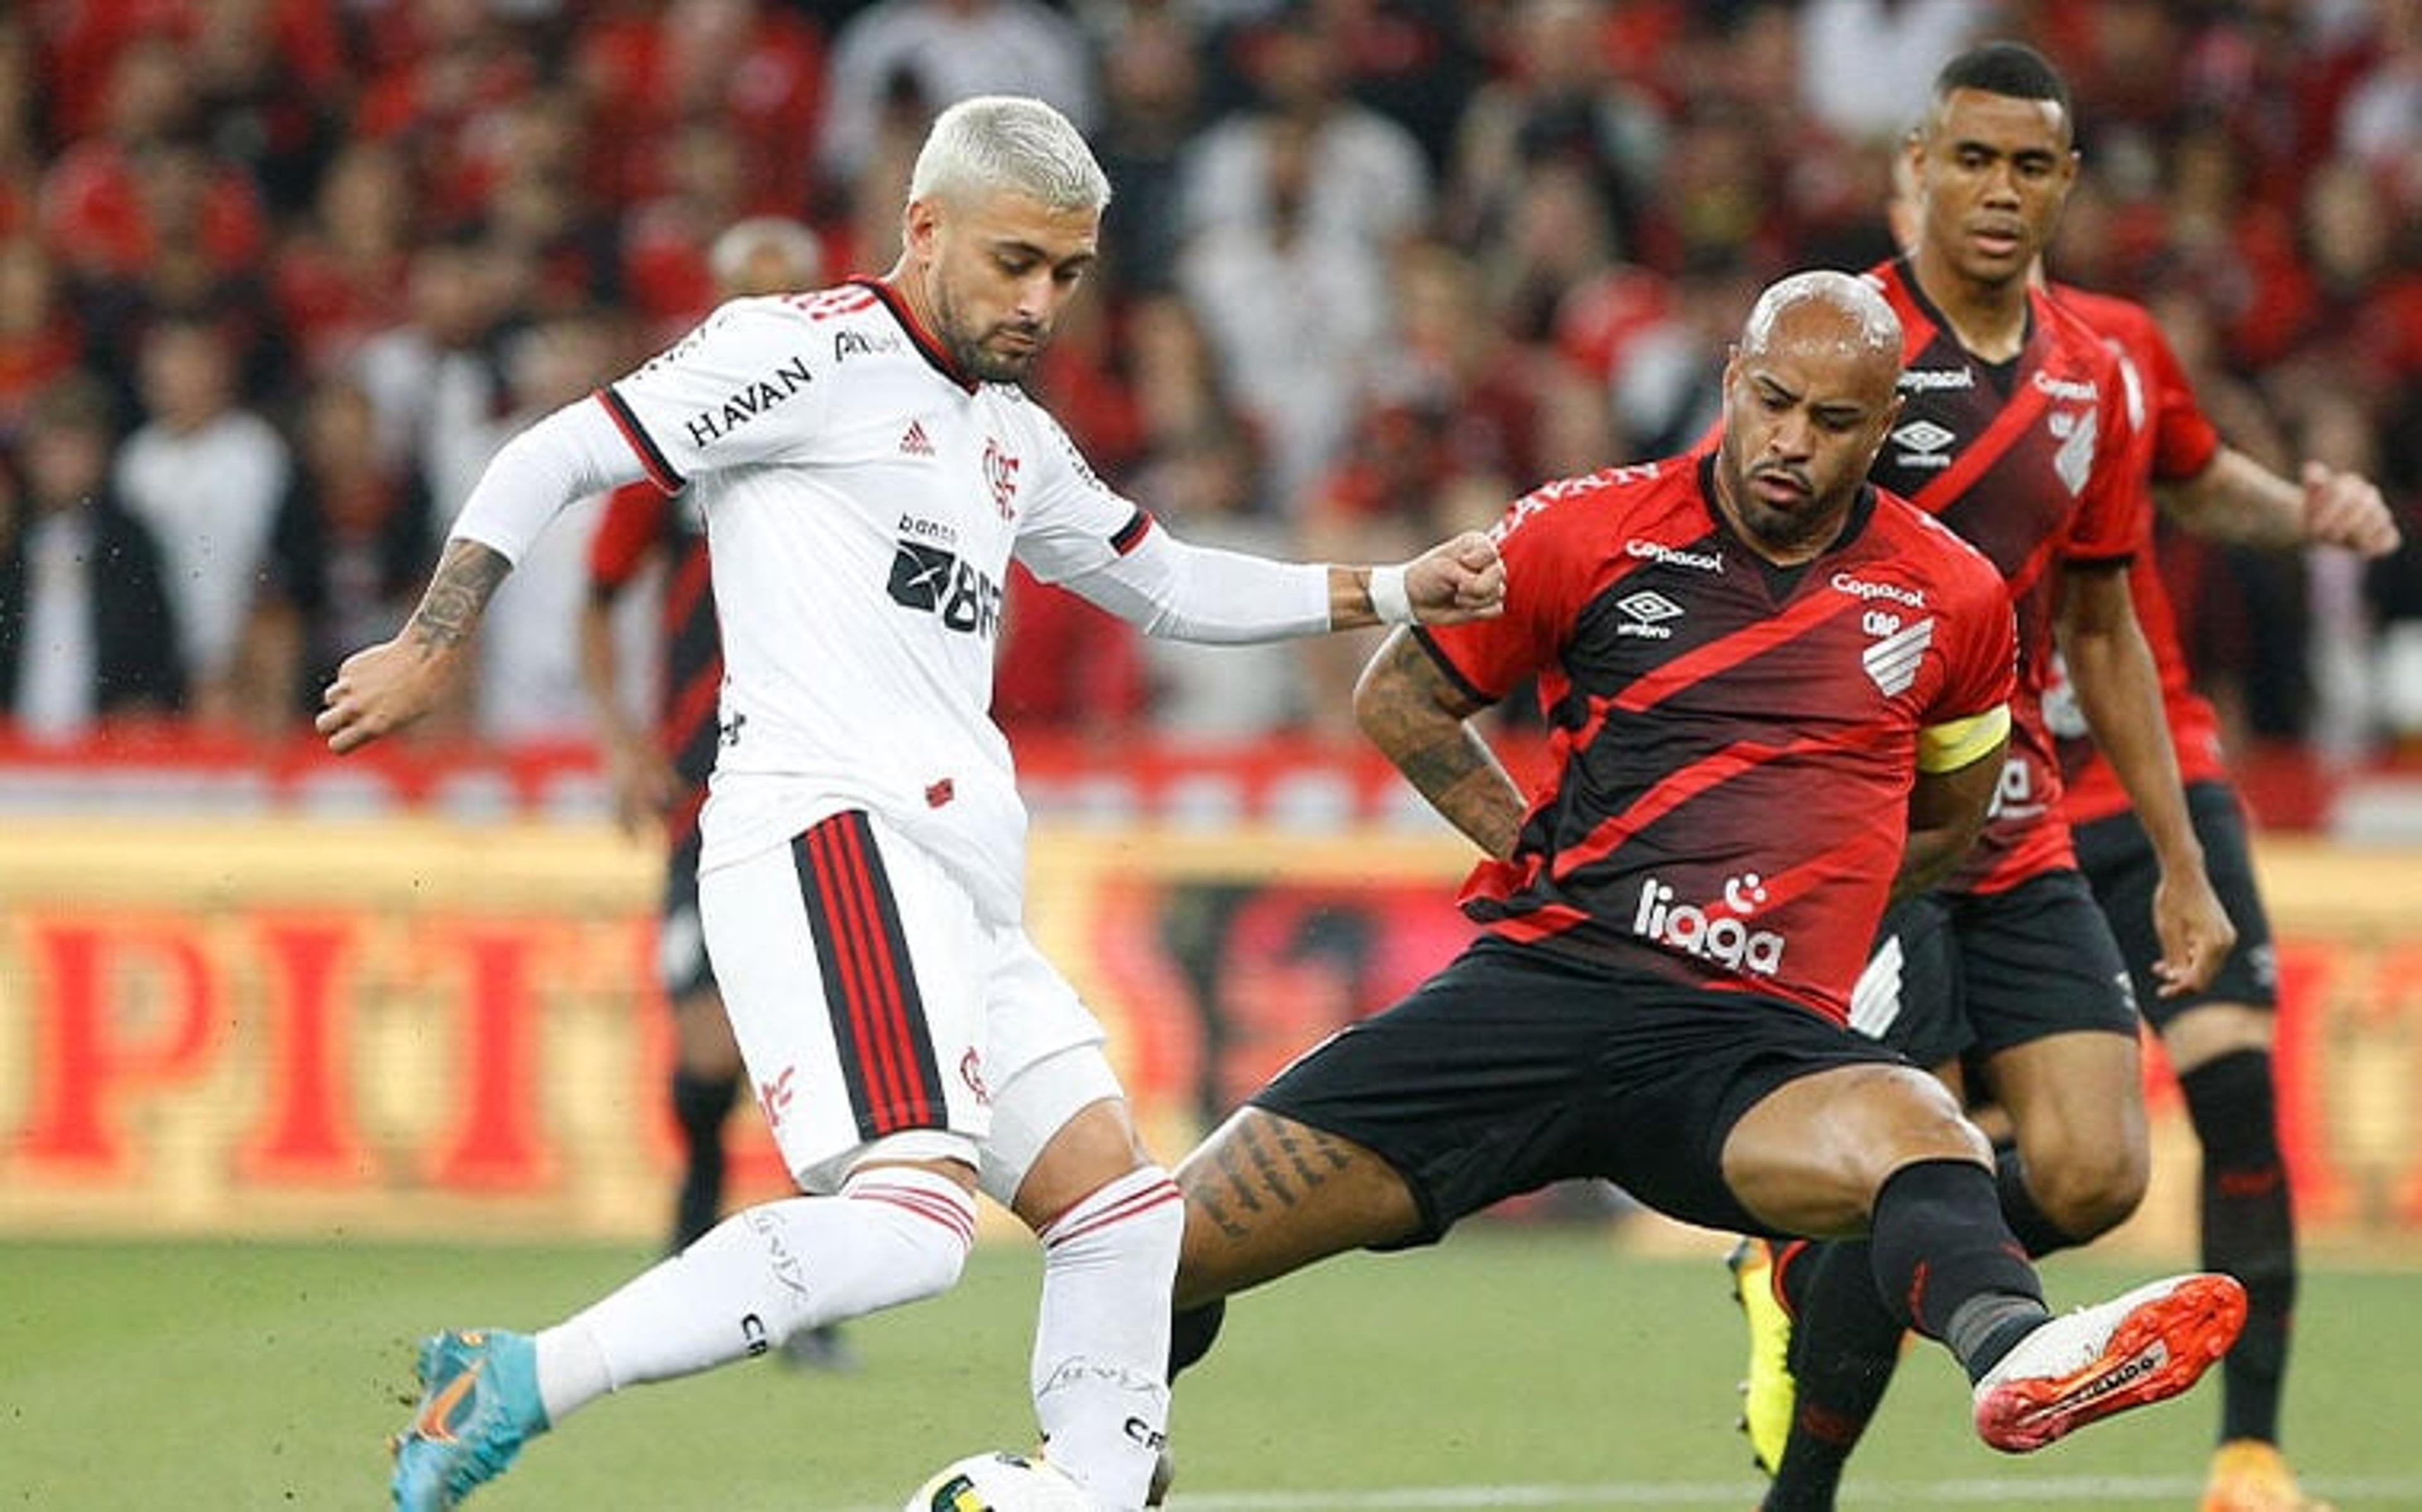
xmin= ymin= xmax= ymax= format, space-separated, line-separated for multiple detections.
xmin=790 ymin=812 xmax=949 ymax=1141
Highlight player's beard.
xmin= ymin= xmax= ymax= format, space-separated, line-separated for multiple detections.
xmin=936 ymin=282 xmax=1046 ymax=383
xmin=1731 ymin=462 xmax=1846 ymax=557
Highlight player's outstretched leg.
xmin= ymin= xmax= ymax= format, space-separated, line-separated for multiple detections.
xmin=389 ymin=1329 xmax=549 ymax=1511
xmin=1973 ymin=1272 xmax=2249 ymax=1453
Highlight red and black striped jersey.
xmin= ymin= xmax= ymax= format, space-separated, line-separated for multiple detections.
xmin=1420 ymin=453 xmax=2015 ymax=1022
xmin=2039 ymin=282 xmax=2230 ymax=826
xmin=589 ymin=479 xmax=720 ymax=840
xmin=1864 ymin=259 xmax=2146 ymax=892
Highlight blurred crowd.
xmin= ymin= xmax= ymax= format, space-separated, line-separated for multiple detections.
xmin=0 ymin=0 xmax=2418 ymax=767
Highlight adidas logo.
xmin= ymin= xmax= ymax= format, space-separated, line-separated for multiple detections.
xmin=900 ymin=421 xmax=935 ymax=457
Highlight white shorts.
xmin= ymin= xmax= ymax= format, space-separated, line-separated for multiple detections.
xmin=699 ymin=808 xmax=1116 ymax=1205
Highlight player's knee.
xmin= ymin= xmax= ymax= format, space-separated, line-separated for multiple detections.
xmin=2030 ymin=1145 xmax=2147 ymax=1239
xmin=840 ymin=1168 xmax=977 ymax=1306
xmin=1870 ymin=1066 xmax=1992 ymax=1168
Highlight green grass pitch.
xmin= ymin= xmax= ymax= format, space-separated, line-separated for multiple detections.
xmin=4 ymin=1226 xmax=2416 ymax=1509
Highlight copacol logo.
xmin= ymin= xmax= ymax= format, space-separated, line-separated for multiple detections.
xmin=1632 ymin=872 xmax=1786 ymax=974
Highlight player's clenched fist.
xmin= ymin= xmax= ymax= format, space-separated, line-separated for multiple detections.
xmin=1405 ymin=530 xmax=1507 ymax=624
xmin=2300 ymin=460 xmax=2402 ymax=559
xmin=315 ymin=636 xmax=463 ymax=753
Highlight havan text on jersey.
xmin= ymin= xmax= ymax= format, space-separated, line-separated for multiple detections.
xmin=679 ymin=353 xmax=814 ymax=448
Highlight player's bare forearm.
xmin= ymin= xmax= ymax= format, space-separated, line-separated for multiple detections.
xmin=1892 ymin=737 xmax=2006 ymax=903
xmin=2167 ymin=449 xmax=2402 ymax=557
xmin=578 ymin=595 xmax=674 ymax=831
xmin=2057 ymin=568 xmax=2197 ymax=869
xmin=315 ymin=539 xmax=510 ymax=753
xmin=2057 ymin=565 xmax=2235 ymax=989
xmin=412 ymin=538 xmax=512 ymax=649
xmin=1353 ymin=630 xmax=1523 ymax=858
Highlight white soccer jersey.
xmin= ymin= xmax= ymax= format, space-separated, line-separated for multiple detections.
xmin=599 ymin=279 xmax=1150 ymax=924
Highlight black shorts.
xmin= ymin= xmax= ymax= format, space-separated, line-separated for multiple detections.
xmin=1249 ymin=935 xmax=1909 ymax=1245
xmin=1854 ymin=867 xmax=2138 ymax=1067
xmin=658 ymin=828 xmax=715 ymax=1003
xmin=2071 ymin=779 xmax=2277 ymax=1027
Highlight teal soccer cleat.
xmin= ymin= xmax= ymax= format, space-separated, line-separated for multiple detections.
xmin=389 ymin=1329 xmax=550 ymax=1509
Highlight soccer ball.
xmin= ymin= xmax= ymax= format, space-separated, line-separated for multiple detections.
xmin=903 ymin=1450 xmax=1092 ymax=1511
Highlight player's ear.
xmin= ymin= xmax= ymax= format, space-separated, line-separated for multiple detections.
xmin=902 ymin=197 xmax=942 ymax=260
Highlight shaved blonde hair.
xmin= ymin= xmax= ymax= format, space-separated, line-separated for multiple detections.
xmin=909 ymin=95 xmax=1111 ymax=213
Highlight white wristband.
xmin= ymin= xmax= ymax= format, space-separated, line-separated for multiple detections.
xmin=1368 ymin=563 xmax=1415 ymax=625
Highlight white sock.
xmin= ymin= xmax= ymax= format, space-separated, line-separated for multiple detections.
xmin=1029 ymin=1165 xmax=1183 ymax=1510
xmin=533 ymin=1166 xmax=975 ymax=1422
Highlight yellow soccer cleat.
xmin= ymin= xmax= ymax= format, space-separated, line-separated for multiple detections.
xmin=2202 ymin=1439 xmax=2336 ymax=1512
xmin=1727 ymin=1237 xmax=1798 ymax=1474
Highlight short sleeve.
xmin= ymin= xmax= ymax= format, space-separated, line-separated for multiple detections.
xmin=1928 ymin=550 xmax=2018 ymax=728
xmin=600 ymin=296 xmax=830 ymax=487
xmin=2059 ymin=346 xmax=2146 ymax=566
xmin=1419 ymin=474 xmax=1613 ymax=702
xmin=2138 ymin=318 xmax=2222 ymax=484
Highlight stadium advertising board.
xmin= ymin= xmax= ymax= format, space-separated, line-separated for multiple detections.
xmin=1 ymin=821 xmax=2416 ymax=1251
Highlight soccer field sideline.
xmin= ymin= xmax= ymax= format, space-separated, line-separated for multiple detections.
xmin=846 ymin=1475 xmax=2422 ymax=1510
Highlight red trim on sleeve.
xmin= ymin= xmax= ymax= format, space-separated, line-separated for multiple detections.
xmin=1109 ymin=509 xmax=1154 ymax=555
xmin=594 ymin=386 xmax=683 ymax=493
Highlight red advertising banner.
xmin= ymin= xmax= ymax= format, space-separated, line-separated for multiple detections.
xmin=1 ymin=821 xmax=2416 ymax=1253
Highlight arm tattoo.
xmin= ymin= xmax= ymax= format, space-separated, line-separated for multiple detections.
xmin=1397 ymin=732 xmax=1494 ymax=805
xmin=1358 ymin=636 xmax=1523 ymax=858
xmin=409 ymin=540 xmax=511 ymax=650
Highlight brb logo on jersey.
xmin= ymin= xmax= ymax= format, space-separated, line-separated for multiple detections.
xmin=1632 ymin=872 xmax=1787 ymax=975
xmin=889 ymin=518 xmax=1003 ymax=637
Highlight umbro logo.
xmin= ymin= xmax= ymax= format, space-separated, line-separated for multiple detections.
xmin=1891 ymin=419 xmax=1956 ymax=469
xmin=1616 ymin=588 xmax=1684 ymax=639
xmin=1895 ymin=419 xmax=1955 ymax=452
xmin=900 ymin=420 xmax=935 ymax=456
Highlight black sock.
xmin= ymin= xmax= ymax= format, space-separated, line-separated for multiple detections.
xmin=2182 ymin=1049 xmax=2296 ymax=1443
xmin=1869 ymin=1159 xmax=2045 ymax=1376
xmin=1169 ymin=1300 xmax=1227 ymax=1379
xmin=1770 ymin=1238 xmax=1816 ymax=1318
xmin=1994 ymin=1144 xmax=2083 ymax=1258
xmin=669 ymin=1069 xmax=739 ymax=1252
xmin=1762 ymin=1239 xmax=1898 ymax=1510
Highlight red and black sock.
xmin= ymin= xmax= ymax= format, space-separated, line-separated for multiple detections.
xmin=2182 ymin=1049 xmax=2296 ymax=1445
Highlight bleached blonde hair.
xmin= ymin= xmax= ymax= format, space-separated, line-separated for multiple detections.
xmin=908 ymin=95 xmax=1111 ymax=213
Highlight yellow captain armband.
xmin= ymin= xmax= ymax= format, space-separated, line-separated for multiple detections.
xmin=1916 ymin=703 xmax=2011 ymax=774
